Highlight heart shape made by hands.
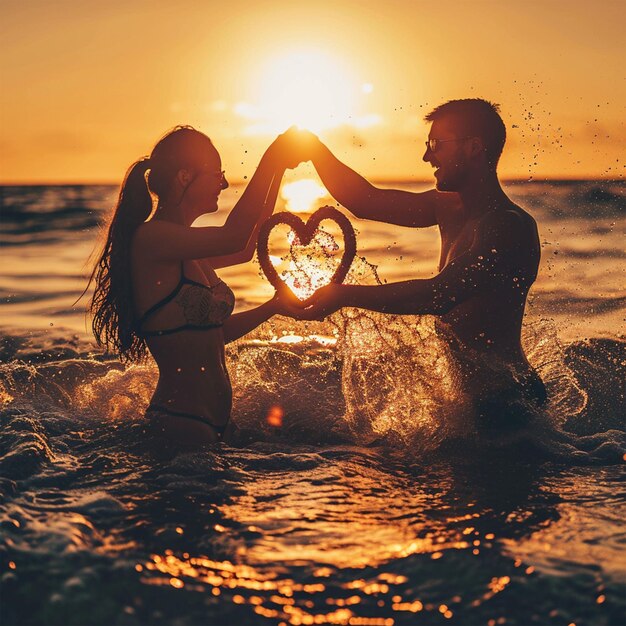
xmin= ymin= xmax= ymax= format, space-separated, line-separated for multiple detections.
xmin=257 ymin=206 xmax=357 ymax=299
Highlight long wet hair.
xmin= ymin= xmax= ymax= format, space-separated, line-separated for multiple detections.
xmin=87 ymin=126 xmax=214 ymax=362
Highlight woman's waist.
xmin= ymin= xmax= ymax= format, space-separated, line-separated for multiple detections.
xmin=151 ymin=380 xmax=232 ymax=422
xmin=148 ymin=334 xmax=226 ymax=367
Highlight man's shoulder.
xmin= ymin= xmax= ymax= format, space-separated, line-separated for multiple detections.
xmin=482 ymin=201 xmax=537 ymax=233
xmin=504 ymin=200 xmax=535 ymax=223
xmin=476 ymin=203 xmax=541 ymax=266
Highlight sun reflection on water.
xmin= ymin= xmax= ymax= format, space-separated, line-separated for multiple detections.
xmin=135 ymin=524 xmax=544 ymax=626
xmin=281 ymin=179 xmax=329 ymax=213
xmin=138 ymin=550 xmax=428 ymax=625
xmin=135 ymin=522 xmax=518 ymax=625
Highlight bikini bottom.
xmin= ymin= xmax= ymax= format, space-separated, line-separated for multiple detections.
xmin=146 ymin=404 xmax=228 ymax=439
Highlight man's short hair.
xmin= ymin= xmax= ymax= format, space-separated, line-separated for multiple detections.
xmin=425 ymin=99 xmax=506 ymax=168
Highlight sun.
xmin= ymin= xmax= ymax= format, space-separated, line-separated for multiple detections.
xmin=248 ymin=49 xmax=358 ymax=134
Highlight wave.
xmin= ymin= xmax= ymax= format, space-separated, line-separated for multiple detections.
xmin=580 ymin=184 xmax=625 ymax=207
xmin=0 ymin=185 xmax=115 ymax=241
xmin=506 ymin=180 xmax=626 ymax=219
xmin=531 ymin=292 xmax=626 ymax=313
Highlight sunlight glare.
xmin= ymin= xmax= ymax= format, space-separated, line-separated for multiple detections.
xmin=250 ymin=50 xmax=357 ymax=133
xmin=281 ymin=179 xmax=328 ymax=213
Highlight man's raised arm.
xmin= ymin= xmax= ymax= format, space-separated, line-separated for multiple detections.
xmin=299 ymin=131 xmax=456 ymax=228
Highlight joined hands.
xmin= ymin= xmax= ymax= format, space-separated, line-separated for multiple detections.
xmin=267 ymin=127 xmax=322 ymax=170
xmin=272 ymin=283 xmax=344 ymax=321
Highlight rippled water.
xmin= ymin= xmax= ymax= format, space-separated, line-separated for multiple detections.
xmin=1 ymin=181 xmax=625 ymax=625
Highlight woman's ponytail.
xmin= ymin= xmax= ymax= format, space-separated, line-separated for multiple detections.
xmin=88 ymin=157 xmax=153 ymax=362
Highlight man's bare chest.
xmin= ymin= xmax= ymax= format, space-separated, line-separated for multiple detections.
xmin=438 ymin=220 xmax=479 ymax=271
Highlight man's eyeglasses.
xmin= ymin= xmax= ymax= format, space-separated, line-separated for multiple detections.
xmin=425 ymin=137 xmax=473 ymax=153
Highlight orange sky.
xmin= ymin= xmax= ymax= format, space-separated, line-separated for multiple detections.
xmin=1 ymin=0 xmax=624 ymax=183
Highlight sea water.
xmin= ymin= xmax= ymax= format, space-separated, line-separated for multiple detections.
xmin=0 ymin=181 xmax=624 ymax=625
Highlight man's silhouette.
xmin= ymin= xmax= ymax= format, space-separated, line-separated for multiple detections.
xmin=286 ymin=99 xmax=546 ymax=420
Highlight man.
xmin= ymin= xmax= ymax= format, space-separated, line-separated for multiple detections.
xmin=286 ymin=99 xmax=546 ymax=419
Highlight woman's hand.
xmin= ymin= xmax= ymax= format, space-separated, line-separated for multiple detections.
xmin=274 ymin=283 xmax=344 ymax=320
xmin=270 ymin=286 xmax=304 ymax=316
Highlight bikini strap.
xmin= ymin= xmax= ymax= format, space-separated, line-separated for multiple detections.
xmin=135 ymin=262 xmax=187 ymax=329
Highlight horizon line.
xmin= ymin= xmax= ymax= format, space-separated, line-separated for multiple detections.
xmin=1 ymin=176 xmax=623 ymax=187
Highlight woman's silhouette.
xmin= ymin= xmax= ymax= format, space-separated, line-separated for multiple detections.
xmin=88 ymin=126 xmax=299 ymax=445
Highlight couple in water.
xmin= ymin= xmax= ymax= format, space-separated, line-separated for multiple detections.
xmin=89 ymin=98 xmax=546 ymax=447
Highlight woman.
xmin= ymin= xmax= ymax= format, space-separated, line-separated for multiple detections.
xmin=89 ymin=126 xmax=299 ymax=446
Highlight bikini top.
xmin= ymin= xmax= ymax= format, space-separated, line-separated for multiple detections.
xmin=136 ymin=263 xmax=235 ymax=338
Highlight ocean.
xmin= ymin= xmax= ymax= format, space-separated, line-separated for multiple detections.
xmin=0 ymin=180 xmax=625 ymax=625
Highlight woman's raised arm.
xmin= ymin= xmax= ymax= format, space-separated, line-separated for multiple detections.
xmin=136 ymin=129 xmax=304 ymax=262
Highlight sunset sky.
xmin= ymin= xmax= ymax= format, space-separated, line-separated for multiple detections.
xmin=1 ymin=0 xmax=624 ymax=183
